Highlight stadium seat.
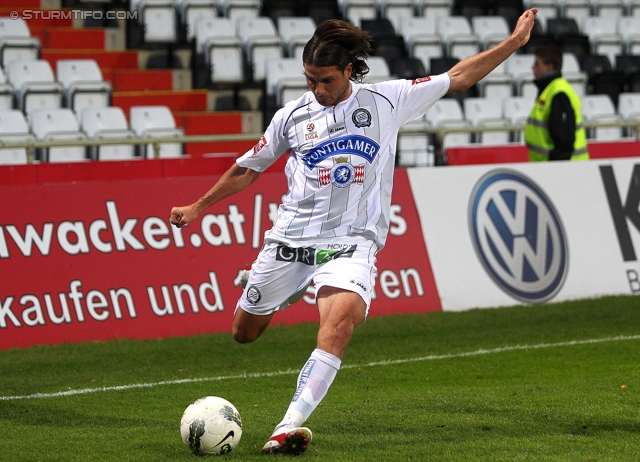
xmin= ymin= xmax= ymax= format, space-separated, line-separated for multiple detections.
xmin=378 ymin=0 xmax=415 ymax=31
xmin=547 ymin=17 xmax=580 ymax=41
xmin=129 ymin=105 xmax=185 ymax=158
xmin=581 ymin=94 xmax=624 ymax=140
xmin=471 ymin=16 xmax=510 ymax=51
xmin=56 ymin=60 xmax=112 ymax=112
xmin=131 ymin=0 xmax=179 ymax=44
xmin=592 ymin=0 xmax=624 ymax=17
xmin=302 ymin=0 xmax=341 ymax=26
xmin=561 ymin=0 xmax=592 ymax=21
xmin=0 ymin=17 xmax=40 ymax=68
xmin=494 ymin=0 xmax=525 ymax=29
xmin=29 ymin=108 xmax=88 ymax=163
xmin=463 ymin=97 xmax=510 ymax=145
xmin=265 ymin=58 xmax=307 ymax=107
xmin=175 ymin=0 xmax=218 ymax=41
xmin=562 ymin=52 xmax=587 ymax=97
xmin=341 ymin=0 xmax=378 ymax=27
xmin=363 ymin=56 xmax=392 ymax=82
xmin=617 ymin=15 xmax=640 ymax=56
xmin=80 ymin=107 xmax=137 ymax=161
xmin=262 ymin=0 xmax=302 ymax=25
xmin=618 ymin=92 xmax=640 ymax=136
xmin=194 ymin=17 xmax=244 ymax=85
xmin=389 ymin=57 xmax=428 ymax=80
xmin=436 ymin=16 xmax=479 ymax=60
xmin=616 ymin=54 xmax=640 ymax=75
xmin=0 ymin=109 xmax=34 ymax=165
xmin=397 ymin=17 xmax=442 ymax=72
xmin=581 ymin=17 xmax=623 ymax=67
xmin=527 ymin=0 xmax=558 ymax=33
xmin=397 ymin=116 xmax=433 ymax=167
xmin=454 ymin=0 xmax=491 ymax=20
xmin=416 ymin=0 xmax=453 ymax=17
xmin=277 ymin=17 xmax=316 ymax=59
xmin=361 ymin=19 xmax=408 ymax=68
xmin=225 ymin=0 xmax=262 ymax=20
xmin=477 ymin=61 xmax=514 ymax=100
xmin=425 ymin=98 xmax=472 ymax=149
xmin=504 ymin=53 xmax=536 ymax=99
xmin=0 ymin=67 xmax=13 ymax=111
xmin=6 ymin=60 xmax=63 ymax=115
xmin=502 ymin=95 xmax=531 ymax=142
xmin=236 ymin=17 xmax=284 ymax=81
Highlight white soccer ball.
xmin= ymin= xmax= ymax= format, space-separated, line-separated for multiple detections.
xmin=180 ymin=396 xmax=243 ymax=455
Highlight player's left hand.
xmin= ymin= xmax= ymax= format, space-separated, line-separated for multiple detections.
xmin=513 ymin=8 xmax=538 ymax=48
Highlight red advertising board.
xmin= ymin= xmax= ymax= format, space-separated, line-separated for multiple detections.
xmin=0 ymin=163 xmax=441 ymax=349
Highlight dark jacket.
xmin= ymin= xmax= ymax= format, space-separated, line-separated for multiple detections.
xmin=533 ymin=70 xmax=576 ymax=161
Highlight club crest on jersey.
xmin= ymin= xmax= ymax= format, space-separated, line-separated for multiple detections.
xmin=305 ymin=122 xmax=318 ymax=141
xmin=319 ymin=156 xmax=365 ymax=188
xmin=302 ymin=134 xmax=380 ymax=169
xmin=352 ymin=108 xmax=372 ymax=127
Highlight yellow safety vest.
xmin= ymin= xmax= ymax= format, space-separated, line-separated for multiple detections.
xmin=524 ymin=77 xmax=589 ymax=162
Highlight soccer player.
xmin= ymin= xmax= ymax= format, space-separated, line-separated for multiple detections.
xmin=170 ymin=8 xmax=537 ymax=455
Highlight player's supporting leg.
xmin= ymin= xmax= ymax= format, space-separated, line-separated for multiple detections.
xmin=231 ymin=307 xmax=274 ymax=344
xmin=262 ymin=287 xmax=366 ymax=455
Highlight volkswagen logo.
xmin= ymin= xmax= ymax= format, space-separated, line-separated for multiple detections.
xmin=468 ymin=169 xmax=568 ymax=304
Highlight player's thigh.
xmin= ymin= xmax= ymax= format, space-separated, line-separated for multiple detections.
xmin=237 ymin=240 xmax=315 ymax=315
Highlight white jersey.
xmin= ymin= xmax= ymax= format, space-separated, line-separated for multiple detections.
xmin=236 ymin=73 xmax=451 ymax=248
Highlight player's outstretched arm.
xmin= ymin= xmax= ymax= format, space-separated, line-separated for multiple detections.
xmin=170 ymin=163 xmax=260 ymax=228
xmin=447 ymin=8 xmax=538 ymax=93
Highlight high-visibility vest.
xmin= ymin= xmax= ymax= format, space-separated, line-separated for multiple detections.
xmin=524 ymin=77 xmax=589 ymax=162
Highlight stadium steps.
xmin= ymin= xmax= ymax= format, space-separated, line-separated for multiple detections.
xmin=113 ymin=89 xmax=208 ymax=113
xmin=106 ymin=69 xmax=175 ymax=92
xmin=175 ymin=111 xmax=255 ymax=157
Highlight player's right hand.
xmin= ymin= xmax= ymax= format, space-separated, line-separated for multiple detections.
xmin=170 ymin=205 xmax=196 ymax=228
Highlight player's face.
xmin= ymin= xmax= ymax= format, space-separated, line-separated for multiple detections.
xmin=304 ymin=62 xmax=353 ymax=107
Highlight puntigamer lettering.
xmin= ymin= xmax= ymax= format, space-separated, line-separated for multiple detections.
xmin=302 ymin=135 xmax=380 ymax=169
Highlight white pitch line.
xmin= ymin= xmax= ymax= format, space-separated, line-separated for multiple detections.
xmin=2 ymin=334 xmax=639 ymax=402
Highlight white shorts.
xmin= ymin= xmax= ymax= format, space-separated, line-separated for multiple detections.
xmin=237 ymin=236 xmax=378 ymax=317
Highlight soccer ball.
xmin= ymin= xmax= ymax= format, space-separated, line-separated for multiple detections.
xmin=180 ymin=396 xmax=243 ymax=456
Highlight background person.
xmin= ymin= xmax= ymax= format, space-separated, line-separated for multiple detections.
xmin=525 ymin=45 xmax=589 ymax=161
xmin=170 ymin=9 xmax=538 ymax=456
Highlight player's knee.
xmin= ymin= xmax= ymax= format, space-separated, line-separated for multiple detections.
xmin=232 ymin=326 xmax=258 ymax=344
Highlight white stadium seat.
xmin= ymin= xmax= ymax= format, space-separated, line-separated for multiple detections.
xmin=129 ymin=105 xmax=185 ymax=158
xmin=56 ymin=59 xmax=112 ymax=112
xmin=80 ymin=107 xmax=137 ymax=161
xmin=29 ymin=108 xmax=88 ymax=163
xmin=0 ymin=109 xmax=34 ymax=165
xmin=6 ymin=59 xmax=63 ymax=115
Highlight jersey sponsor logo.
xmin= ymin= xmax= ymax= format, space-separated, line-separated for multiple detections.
xmin=411 ymin=76 xmax=432 ymax=85
xmin=275 ymin=243 xmax=357 ymax=265
xmin=318 ymin=157 xmax=365 ymax=188
xmin=301 ymin=135 xmax=380 ymax=169
xmin=305 ymin=122 xmax=318 ymax=141
xmin=252 ymin=136 xmax=267 ymax=155
xmin=352 ymin=108 xmax=372 ymax=127
xmin=468 ymin=169 xmax=568 ymax=304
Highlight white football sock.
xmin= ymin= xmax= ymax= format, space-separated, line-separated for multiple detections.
xmin=273 ymin=348 xmax=341 ymax=433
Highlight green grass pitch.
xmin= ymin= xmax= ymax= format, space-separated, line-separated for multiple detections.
xmin=1 ymin=295 xmax=639 ymax=461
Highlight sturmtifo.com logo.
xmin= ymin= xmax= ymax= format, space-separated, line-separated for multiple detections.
xmin=468 ymin=169 xmax=568 ymax=304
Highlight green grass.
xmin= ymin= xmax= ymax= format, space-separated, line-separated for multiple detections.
xmin=1 ymin=295 xmax=639 ymax=461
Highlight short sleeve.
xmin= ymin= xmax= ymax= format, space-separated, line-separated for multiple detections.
xmin=393 ymin=73 xmax=451 ymax=125
xmin=236 ymin=107 xmax=291 ymax=172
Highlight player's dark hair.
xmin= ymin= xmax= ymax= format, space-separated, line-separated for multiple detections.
xmin=302 ymin=19 xmax=373 ymax=82
xmin=534 ymin=45 xmax=563 ymax=71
